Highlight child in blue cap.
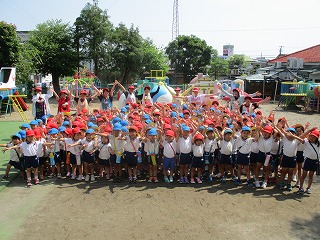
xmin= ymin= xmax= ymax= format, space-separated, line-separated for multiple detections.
xmin=145 ymin=128 xmax=160 ymax=183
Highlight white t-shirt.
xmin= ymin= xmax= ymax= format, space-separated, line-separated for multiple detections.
xmin=124 ymin=137 xmax=140 ymax=152
xmin=258 ymin=136 xmax=274 ymax=153
xmin=163 ymin=140 xmax=177 ymax=158
xmin=236 ymin=136 xmax=253 ymax=154
xmin=220 ymin=139 xmax=233 ymax=155
xmin=192 ymin=144 xmax=204 ymax=157
xmin=7 ymin=143 xmax=20 ymax=162
xmin=270 ymin=139 xmax=282 ymax=155
xmin=178 ymin=136 xmax=192 ymax=154
xmin=36 ymin=138 xmax=46 ymax=158
xmin=80 ymin=139 xmax=95 ymax=152
xmin=282 ymin=137 xmax=300 ymax=157
xmin=145 ymin=139 xmax=160 ymax=155
xmin=109 ymin=135 xmax=125 ymax=154
xmin=98 ymin=142 xmax=111 ymax=160
xmin=65 ymin=138 xmax=81 ymax=155
xmin=204 ymin=138 xmax=217 ymax=153
xmin=303 ymin=139 xmax=320 ymax=160
xmin=19 ymin=141 xmax=40 ymax=157
xmin=186 ymin=94 xmax=205 ymax=106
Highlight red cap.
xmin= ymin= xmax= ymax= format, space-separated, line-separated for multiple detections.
xmin=59 ymin=89 xmax=67 ymax=95
xmin=174 ymin=87 xmax=181 ymax=91
xmin=80 ymin=90 xmax=87 ymax=95
xmin=102 ymin=88 xmax=109 ymax=93
xmin=129 ymin=126 xmax=138 ymax=132
xmin=128 ymin=85 xmax=135 ymax=89
xmin=65 ymin=128 xmax=73 ymax=137
xmin=183 ymin=110 xmax=190 ymax=115
xmin=144 ymin=85 xmax=150 ymax=90
xmin=164 ymin=124 xmax=172 ymax=130
xmin=146 ymin=102 xmax=152 ymax=107
xmin=33 ymin=128 xmax=41 ymax=138
xmin=78 ymin=122 xmax=86 ymax=130
xmin=72 ymin=121 xmax=80 ymax=127
xmin=267 ymin=116 xmax=274 ymax=122
xmin=232 ymin=88 xmax=241 ymax=93
xmin=153 ymin=110 xmax=160 ymax=115
xmin=26 ymin=130 xmax=35 ymax=137
xmin=34 ymin=86 xmax=42 ymax=92
xmin=194 ymin=133 xmax=204 ymax=141
xmin=47 ymin=122 xmax=59 ymax=129
xmin=212 ymin=100 xmax=219 ymax=106
xmin=192 ymin=87 xmax=199 ymax=92
xmin=82 ymin=108 xmax=88 ymax=114
xmin=104 ymin=126 xmax=112 ymax=133
xmin=244 ymin=95 xmax=252 ymax=100
xmin=134 ymin=122 xmax=143 ymax=129
xmin=256 ymin=110 xmax=262 ymax=115
xmin=165 ymin=130 xmax=175 ymax=137
xmin=163 ymin=118 xmax=170 ymax=124
xmin=97 ymin=118 xmax=104 ymax=122
xmin=263 ymin=125 xmax=273 ymax=134
xmin=310 ymin=129 xmax=320 ymax=139
xmin=72 ymin=127 xmax=81 ymax=134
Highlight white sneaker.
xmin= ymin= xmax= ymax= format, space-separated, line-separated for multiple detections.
xmin=262 ymin=181 xmax=267 ymax=189
xmin=91 ymin=175 xmax=95 ymax=181
xmin=85 ymin=175 xmax=90 ymax=182
xmin=306 ymin=188 xmax=311 ymax=194
xmin=71 ymin=174 xmax=76 ymax=180
xmin=57 ymin=173 xmax=62 ymax=179
xmin=292 ymin=175 xmax=297 ymax=182
xmin=216 ymin=173 xmax=222 ymax=178
xmin=255 ymin=181 xmax=260 ymax=188
xmin=77 ymin=175 xmax=83 ymax=181
xmin=66 ymin=172 xmax=71 ymax=177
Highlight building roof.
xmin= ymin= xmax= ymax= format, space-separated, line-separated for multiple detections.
xmin=268 ymin=44 xmax=320 ymax=63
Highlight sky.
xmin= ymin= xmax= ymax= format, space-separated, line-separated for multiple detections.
xmin=1 ymin=0 xmax=320 ymax=59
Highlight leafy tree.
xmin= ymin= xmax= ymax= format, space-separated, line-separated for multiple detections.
xmin=75 ymin=3 xmax=112 ymax=77
xmin=228 ymin=54 xmax=246 ymax=69
xmin=0 ymin=21 xmax=20 ymax=67
xmin=208 ymin=56 xmax=229 ymax=80
xmin=27 ymin=19 xmax=78 ymax=93
xmin=166 ymin=35 xmax=213 ymax=83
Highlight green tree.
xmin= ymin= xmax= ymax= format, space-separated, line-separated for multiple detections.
xmin=208 ymin=56 xmax=229 ymax=80
xmin=166 ymin=35 xmax=213 ymax=83
xmin=75 ymin=3 xmax=112 ymax=77
xmin=27 ymin=19 xmax=78 ymax=93
xmin=0 ymin=21 xmax=20 ymax=67
xmin=228 ymin=54 xmax=246 ymax=69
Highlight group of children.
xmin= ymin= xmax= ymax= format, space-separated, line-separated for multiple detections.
xmin=1 ymin=87 xmax=320 ymax=196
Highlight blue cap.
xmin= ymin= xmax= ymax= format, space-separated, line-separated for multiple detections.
xmin=182 ymin=104 xmax=188 ymax=110
xmin=120 ymin=120 xmax=129 ymax=126
xmin=90 ymin=116 xmax=96 ymax=121
xmin=121 ymin=127 xmax=129 ymax=132
xmin=148 ymin=128 xmax=158 ymax=136
xmin=242 ymin=126 xmax=251 ymax=131
xmin=91 ymin=124 xmax=99 ymax=129
xmin=224 ymin=129 xmax=233 ymax=134
xmin=87 ymin=122 xmax=94 ymax=127
xmin=30 ymin=120 xmax=38 ymax=125
xmin=58 ymin=126 xmax=66 ymax=132
xmin=216 ymin=110 xmax=222 ymax=115
xmin=251 ymin=113 xmax=256 ymax=118
xmin=113 ymin=123 xmax=122 ymax=131
xmin=112 ymin=117 xmax=122 ymax=124
xmin=145 ymin=119 xmax=152 ymax=124
xmin=86 ymin=128 xmax=95 ymax=134
xmin=170 ymin=112 xmax=177 ymax=118
xmin=142 ymin=114 xmax=150 ymax=119
xmin=63 ymin=121 xmax=70 ymax=126
xmin=121 ymin=107 xmax=127 ymax=112
xmin=199 ymin=126 xmax=205 ymax=131
xmin=48 ymin=128 xmax=59 ymax=135
xmin=18 ymin=130 xmax=26 ymax=138
xmin=287 ymin=127 xmax=296 ymax=133
xmin=21 ymin=123 xmax=30 ymax=129
xmin=125 ymin=105 xmax=130 ymax=109
xmin=41 ymin=115 xmax=48 ymax=123
xmin=206 ymin=127 xmax=214 ymax=132
xmin=242 ymin=111 xmax=248 ymax=115
xmin=179 ymin=113 xmax=183 ymax=118
xmin=12 ymin=133 xmax=22 ymax=139
xmin=182 ymin=125 xmax=190 ymax=131
xmin=171 ymin=103 xmax=177 ymax=108
xmin=210 ymin=107 xmax=215 ymax=111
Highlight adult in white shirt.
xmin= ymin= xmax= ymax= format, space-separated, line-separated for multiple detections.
xmin=32 ymin=85 xmax=53 ymax=119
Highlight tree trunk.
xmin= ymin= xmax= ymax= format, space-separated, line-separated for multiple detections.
xmin=51 ymin=72 xmax=60 ymax=94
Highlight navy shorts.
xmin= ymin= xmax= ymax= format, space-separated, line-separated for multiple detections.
xmin=38 ymin=156 xmax=47 ymax=165
xmin=219 ymin=154 xmax=232 ymax=165
xmin=204 ymin=152 xmax=214 ymax=164
xmin=60 ymin=150 xmax=66 ymax=163
xmin=110 ymin=154 xmax=123 ymax=165
xmin=54 ymin=152 xmax=61 ymax=163
xmin=281 ymin=155 xmax=296 ymax=168
xmin=8 ymin=160 xmax=23 ymax=171
xmin=302 ymin=158 xmax=318 ymax=172
xmin=250 ymin=152 xmax=258 ymax=164
xmin=237 ymin=152 xmax=250 ymax=166
xmin=24 ymin=156 xmax=39 ymax=169
xmin=69 ymin=153 xmax=77 ymax=165
xmin=163 ymin=157 xmax=175 ymax=170
xmin=257 ymin=151 xmax=270 ymax=164
xmin=82 ymin=150 xmax=95 ymax=164
xmin=191 ymin=156 xmax=204 ymax=168
xmin=124 ymin=151 xmax=138 ymax=167
xmin=271 ymin=154 xmax=280 ymax=166
xmin=180 ymin=152 xmax=192 ymax=165
xmin=296 ymin=151 xmax=304 ymax=163
xmin=99 ymin=158 xmax=110 ymax=166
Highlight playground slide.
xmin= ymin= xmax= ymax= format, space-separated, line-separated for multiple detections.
xmin=13 ymin=90 xmax=28 ymax=111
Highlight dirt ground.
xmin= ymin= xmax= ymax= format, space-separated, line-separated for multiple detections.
xmin=0 ymin=100 xmax=320 ymax=240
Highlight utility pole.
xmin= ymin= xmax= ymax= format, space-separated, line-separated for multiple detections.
xmin=279 ymin=46 xmax=284 ymax=55
xmin=93 ymin=0 xmax=98 ymax=7
xmin=172 ymin=0 xmax=179 ymax=40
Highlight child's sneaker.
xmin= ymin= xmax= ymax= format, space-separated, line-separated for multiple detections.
xmin=91 ymin=175 xmax=95 ymax=181
xmin=39 ymin=175 xmax=44 ymax=180
xmin=279 ymin=182 xmax=285 ymax=190
xmin=106 ymin=175 xmax=110 ymax=180
xmin=292 ymin=175 xmax=297 ymax=182
xmin=154 ymin=177 xmax=159 ymax=183
xmin=77 ymin=175 xmax=83 ymax=181
xmin=190 ymin=178 xmax=195 ymax=184
xmin=306 ymin=188 xmax=311 ymax=194
xmin=71 ymin=174 xmax=76 ymax=180
xmin=169 ymin=176 xmax=173 ymax=183
xmin=221 ymin=176 xmax=226 ymax=183
xmin=148 ymin=177 xmax=153 ymax=183
xmin=215 ymin=173 xmax=222 ymax=178
xmin=85 ymin=175 xmax=90 ymax=182
xmin=180 ymin=177 xmax=184 ymax=184
xmin=235 ymin=179 xmax=242 ymax=186
xmin=34 ymin=178 xmax=40 ymax=185
xmin=164 ymin=176 xmax=169 ymax=183
xmin=232 ymin=175 xmax=237 ymax=181
xmin=255 ymin=180 xmax=260 ymax=188
xmin=133 ymin=177 xmax=137 ymax=183
xmin=57 ymin=173 xmax=62 ymax=179
xmin=66 ymin=172 xmax=71 ymax=178
xmin=27 ymin=180 xmax=32 ymax=187
xmin=297 ymin=188 xmax=304 ymax=195
xmin=184 ymin=177 xmax=189 ymax=184
xmin=128 ymin=177 xmax=133 ymax=183
xmin=196 ymin=177 xmax=202 ymax=184
xmin=2 ymin=175 xmax=9 ymax=180
xmin=247 ymin=180 xmax=254 ymax=187
xmin=208 ymin=174 xmax=213 ymax=183
xmin=261 ymin=181 xmax=267 ymax=189
xmin=287 ymin=184 xmax=293 ymax=191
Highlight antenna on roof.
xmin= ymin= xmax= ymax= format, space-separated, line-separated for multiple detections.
xmin=279 ymin=46 xmax=284 ymax=55
xmin=93 ymin=0 xmax=99 ymax=7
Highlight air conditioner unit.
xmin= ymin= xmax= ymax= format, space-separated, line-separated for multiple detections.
xmin=275 ymin=62 xmax=282 ymax=68
xmin=287 ymin=57 xmax=297 ymax=69
xmin=297 ymin=58 xmax=304 ymax=69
